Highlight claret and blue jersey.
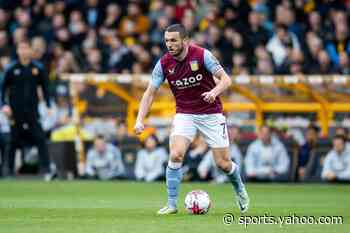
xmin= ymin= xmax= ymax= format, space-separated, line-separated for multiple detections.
xmin=151 ymin=44 xmax=225 ymax=114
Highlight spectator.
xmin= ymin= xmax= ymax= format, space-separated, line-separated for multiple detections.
xmin=267 ymin=24 xmax=300 ymax=68
xmin=198 ymin=3 xmax=223 ymax=32
xmin=244 ymin=10 xmax=270 ymax=52
xmin=232 ymin=53 xmax=249 ymax=75
xmin=321 ymin=135 xmax=350 ymax=182
xmin=314 ymin=50 xmax=337 ymax=74
xmin=334 ymin=126 xmax=350 ymax=149
xmin=326 ymin=20 xmax=350 ymax=67
xmin=255 ymin=57 xmax=274 ymax=75
xmin=0 ymin=1 xmax=347 ymax=76
xmin=253 ymin=2 xmax=273 ymax=35
xmin=83 ymin=0 xmax=103 ymax=28
xmin=0 ymin=30 xmax=11 ymax=56
xmin=0 ymin=8 xmax=9 ymax=31
xmin=221 ymin=0 xmax=251 ymax=31
xmin=83 ymin=48 xmax=104 ymax=73
xmin=337 ymin=52 xmax=350 ymax=74
xmin=295 ymin=125 xmax=320 ymax=181
xmin=305 ymin=32 xmax=323 ymax=74
xmin=85 ymin=135 xmax=125 ymax=180
xmin=135 ymin=135 xmax=167 ymax=182
xmin=281 ymin=5 xmax=303 ymax=40
xmin=245 ymin=125 xmax=290 ymax=181
xmin=307 ymin=11 xmax=326 ymax=39
xmin=103 ymin=3 xmax=122 ymax=30
xmin=175 ymin=0 xmax=195 ymax=23
xmin=55 ymin=95 xmax=71 ymax=127
xmin=68 ymin=10 xmax=88 ymax=45
xmin=56 ymin=51 xmax=80 ymax=75
xmin=31 ymin=36 xmax=50 ymax=68
xmin=119 ymin=3 xmax=150 ymax=38
xmin=107 ymin=37 xmax=133 ymax=72
xmin=325 ymin=11 xmax=350 ymax=67
xmin=148 ymin=0 xmax=166 ymax=25
xmin=150 ymin=16 xmax=170 ymax=45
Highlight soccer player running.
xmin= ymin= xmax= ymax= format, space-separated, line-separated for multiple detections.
xmin=134 ymin=24 xmax=249 ymax=214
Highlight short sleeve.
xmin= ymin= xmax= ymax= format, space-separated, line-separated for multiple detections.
xmin=150 ymin=60 xmax=165 ymax=88
xmin=203 ymin=49 xmax=224 ymax=75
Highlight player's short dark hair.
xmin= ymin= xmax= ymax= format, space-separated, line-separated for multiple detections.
xmin=165 ymin=24 xmax=188 ymax=38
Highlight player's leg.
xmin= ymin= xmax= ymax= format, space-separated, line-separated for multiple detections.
xmin=211 ymin=147 xmax=249 ymax=213
xmin=158 ymin=135 xmax=191 ymax=214
xmin=158 ymin=114 xmax=195 ymax=215
xmin=196 ymin=114 xmax=249 ymax=212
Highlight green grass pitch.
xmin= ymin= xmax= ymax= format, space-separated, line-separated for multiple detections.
xmin=0 ymin=181 xmax=349 ymax=233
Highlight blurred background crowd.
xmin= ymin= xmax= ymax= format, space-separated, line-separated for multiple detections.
xmin=0 ymin=0 xmax=350 ymax=77
xmin=1 ymin=0 xmax=350 ymax=182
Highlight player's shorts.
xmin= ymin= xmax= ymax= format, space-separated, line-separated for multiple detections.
xmin=170 ymin=113 xmax=229 ymax=148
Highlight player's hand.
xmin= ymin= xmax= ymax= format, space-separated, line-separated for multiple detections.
xmin=134 ymin=121 xmax=145 ymax=135
xmin=201 ymin=91 xmax=217 ymax=103
xmin=1 ymin=105 xmax=12 ymax=117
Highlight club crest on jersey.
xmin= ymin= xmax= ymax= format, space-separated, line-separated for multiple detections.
xmin=190 ymin=60 xmax=199 ymax=71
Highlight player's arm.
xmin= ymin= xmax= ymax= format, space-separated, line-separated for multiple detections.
xmin=134 ymin=83 xmax=158 ymax=134
xmin=134 ymin=60 xmax=164 ymax=134
xmin=201 ymin=50 xmax=232 ymax=103
xmin=210 ymin=68 xmax=232 ymax=96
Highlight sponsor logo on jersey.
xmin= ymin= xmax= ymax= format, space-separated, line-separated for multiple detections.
xmin=190 ymin=60 xmax=199 ymax=71
xmin=170 ymin=74 xmax=203 ymax=89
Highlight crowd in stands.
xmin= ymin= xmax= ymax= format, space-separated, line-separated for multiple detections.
xmin=0 ymin=0 xmax=350 ymax=79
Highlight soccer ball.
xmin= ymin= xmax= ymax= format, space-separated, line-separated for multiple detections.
xmin=184 ymin=190 xmax=211 ymax=214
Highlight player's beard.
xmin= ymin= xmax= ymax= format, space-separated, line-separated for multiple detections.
xmin=170 ymin=44 xmax=184 ymax=57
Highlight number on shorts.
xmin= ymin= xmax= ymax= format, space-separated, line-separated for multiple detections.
xmin=220 ymin=123 xmax=226 ymax=138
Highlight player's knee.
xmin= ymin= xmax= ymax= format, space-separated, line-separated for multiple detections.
xmin=169 ymin=150 xmax=184 ymax=163
xmin=216 ymin=159 xmax=231 ymax=173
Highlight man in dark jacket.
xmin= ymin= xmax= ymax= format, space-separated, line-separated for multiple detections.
xmin=1 ymin=40 xmax=53 ymax=180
